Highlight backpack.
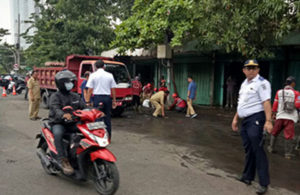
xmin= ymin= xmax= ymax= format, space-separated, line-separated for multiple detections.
xmin=282 ymin=89 xmax=295 ymax=113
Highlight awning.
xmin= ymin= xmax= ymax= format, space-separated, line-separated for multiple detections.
xmin=101 ymin=48 xmax=156 ymax=58
xmin=280 ymin=32 xmax=300 ymax=46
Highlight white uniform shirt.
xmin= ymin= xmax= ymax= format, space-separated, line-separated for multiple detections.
xmin=237 ymin=74 xmax=271 ymax=118
xmin=86 ymin=68 xmax=117 ymax=95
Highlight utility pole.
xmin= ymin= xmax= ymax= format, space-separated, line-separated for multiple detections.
xmin=16 ymin=0 xmax=21 ymax=70
xmin=16 ymin=13 xmax=21 ymax=67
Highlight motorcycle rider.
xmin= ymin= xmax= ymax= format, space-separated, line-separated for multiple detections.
xmin=49 ymin=70 xmax=86 ymax=175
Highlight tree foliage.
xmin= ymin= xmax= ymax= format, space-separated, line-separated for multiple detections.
xmin=24 ymin=0 xmax=134 ymax=66
xmin=0 ymin=44 xmax=15 ymax=73
xmin=0 ymin=28 xmax=10 ymax=42
xmin=112 ymin=0 xmax=300 ymax=58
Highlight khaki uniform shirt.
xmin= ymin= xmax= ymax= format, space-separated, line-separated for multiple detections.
xmin=28 ymin=77 xmax=41 ymax=99
xmin=150 ymin=91 xmax=165 ymax=105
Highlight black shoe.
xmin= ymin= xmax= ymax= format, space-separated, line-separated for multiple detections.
xmin=237 ymin=177 xmax=251 ymax=185
xmin=256 ymin=185 xmax=268 ymax=195
xmin=30 ymin=118 xmax=37 ymax=121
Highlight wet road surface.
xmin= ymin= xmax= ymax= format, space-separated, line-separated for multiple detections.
xmin=116 ymin=107 xmax=300 ymax=194
xmin=0 ymin=95 xmax=299 ymax=195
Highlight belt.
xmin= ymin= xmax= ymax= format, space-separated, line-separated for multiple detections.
xmin=244 ymin=111 xmax=265 ymax=120
xmin=94 ymin=94 xmax=110 ymax=96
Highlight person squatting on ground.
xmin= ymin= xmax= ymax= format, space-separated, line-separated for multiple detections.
xmin=267 ymin=76 xmax=300 ymax=159
xmin=80 ymin=71 xmax=91 ymax=103
xmin=150 ymin=90 xmax=169 ymax=118
xmin=186 ymin=76 xmax=197 ymax=118
xmin=49 ymin=70 xmax=86 ymax=175
xmin=168 ymin=93 xmax=187 ymax=113
xmin=231 ymin=59 xmax=273 ymax=195
xmin=28 ymin=70 xmax=41 ymax=120
xmin=86 ymin=59 xmax=117 ymax=139
xmin=131 ymin=76 xmax=143 ymax=112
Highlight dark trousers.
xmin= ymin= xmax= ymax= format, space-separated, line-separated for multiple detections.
xmin=240 ymin=111 xmax=270 ymax=186
xmin=175 ymin=106 xmax=185 ymax=113
xmin=52 ymin=124 xmax=76 ymax=160
xmin=132 ymin=95 xmax=141 ymax=106
xmin=93 ymin=95 xmax=112 ymax=138
xmin=24 ymin=87 xmax=28 ymax=100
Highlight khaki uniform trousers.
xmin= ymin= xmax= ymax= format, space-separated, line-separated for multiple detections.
xmin=186 ymin=99 xmax=195 ymax=115
xmin=150 ymin=99 xmax=161 ymax=117
xmin=29 ymin=99 xmax=40 ymax=119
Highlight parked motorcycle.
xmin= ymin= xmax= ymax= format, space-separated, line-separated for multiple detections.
xmin=6 ymin=76 xmax=26 ymax=94
xmin=36 ymin=106 xmax=119 ymax=195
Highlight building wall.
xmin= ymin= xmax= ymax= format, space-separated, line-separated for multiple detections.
xmin=173 ymin=56 xmax=213 ymax=105
xmin=123 ymin=46 xmax=300 ymax=107
xmin=10 ymin=0 xmax=39 ymax=49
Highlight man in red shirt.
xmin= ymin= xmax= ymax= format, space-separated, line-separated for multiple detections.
xmin=268 ymin=76 xmax=300 ymax=159
xmin=142 ymin=83 xmax=153 ymax=100
xmin=168 ymin=93 xmax=187 ymax=113
xmin=159 ymin=78 xmax=168 ymax=92
xmin=131 ymin=76 xmax=142 ymax=111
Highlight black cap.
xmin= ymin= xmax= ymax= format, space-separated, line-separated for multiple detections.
xmin=286 ymin=76 xmax=296 ymax=85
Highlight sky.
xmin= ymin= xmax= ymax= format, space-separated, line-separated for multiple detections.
xmin=0 ymin=0 xmax=13 ymax=43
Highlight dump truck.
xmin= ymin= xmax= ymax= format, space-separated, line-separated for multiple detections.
xmin=35 ymin=55 xmax=133 ymax=116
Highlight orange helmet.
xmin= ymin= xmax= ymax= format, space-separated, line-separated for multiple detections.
xmin=172 ymin=93 xmax=178 ymax=98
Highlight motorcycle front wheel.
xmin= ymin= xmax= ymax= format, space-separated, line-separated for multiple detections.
xmin=91 ymin=160 xmax=119 ymax=195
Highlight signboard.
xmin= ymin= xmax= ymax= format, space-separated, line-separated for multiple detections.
xmin=13 ymin=63 xmax=19 ymax=70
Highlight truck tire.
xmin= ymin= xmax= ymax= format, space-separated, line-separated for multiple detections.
xmin=111 ymin=107 xmax=124 ymax=117
xmin=42 ymin=93 xmax=50 ymax=109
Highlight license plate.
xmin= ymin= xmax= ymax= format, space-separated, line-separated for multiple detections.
xmin=87 ymin=121 xmax=106 ymax=130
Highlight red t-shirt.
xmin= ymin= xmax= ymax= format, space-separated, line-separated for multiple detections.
xmin=132 ymin=80 xmax=142 ymax=96
xmin=169 ymin=97 xmax=187 ymax=109
xmin=158 ymin=86 xmax=168 ymax=92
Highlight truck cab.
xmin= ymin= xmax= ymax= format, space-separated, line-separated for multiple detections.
xmin=78 ymin=60 xmax=132 ymax=116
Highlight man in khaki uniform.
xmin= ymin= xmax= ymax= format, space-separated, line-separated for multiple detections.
xmin=150 ymin=90 xmax=169 ymax=117
xmin=28 ymin=70 xmax=41 ymax=120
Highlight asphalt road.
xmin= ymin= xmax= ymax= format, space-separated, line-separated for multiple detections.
xmin=0 ymin=95 xmax=297 ymax=195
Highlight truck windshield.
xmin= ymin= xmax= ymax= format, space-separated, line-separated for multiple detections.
xmin=105 ymin=64 xmax=130 ymax=84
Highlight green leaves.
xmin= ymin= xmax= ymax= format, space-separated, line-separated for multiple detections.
xmin=24 ymin=0 xmax=134 ymax=66
xmin=0 ymin=28 xmax=10 ymax=42
xmin=113 ymin=0 xmax=299 ymax=58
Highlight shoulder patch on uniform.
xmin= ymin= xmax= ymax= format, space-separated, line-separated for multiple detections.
xmin=259 ymin=76 xmax=265 ymax=81
xmin=261 ymin=83 xmax=266 ymax=90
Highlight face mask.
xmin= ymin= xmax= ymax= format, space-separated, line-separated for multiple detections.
xmin=64 ymin=82 xmax=74 ymax=91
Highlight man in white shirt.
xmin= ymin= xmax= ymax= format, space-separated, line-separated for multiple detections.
xmin=231 ymin=59 xmax=273 ymax=195
xmin=86 ymin=60 xmax=117 ymax=138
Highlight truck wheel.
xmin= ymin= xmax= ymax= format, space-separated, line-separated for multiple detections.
xmin=42 ymin=93 xmax=49 ymax=109
xmin=111 ymin=107 xmax=124 ymax=117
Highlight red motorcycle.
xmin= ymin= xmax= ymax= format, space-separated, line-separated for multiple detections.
xmin=36 ymin=106 xmax=119 ymax=195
